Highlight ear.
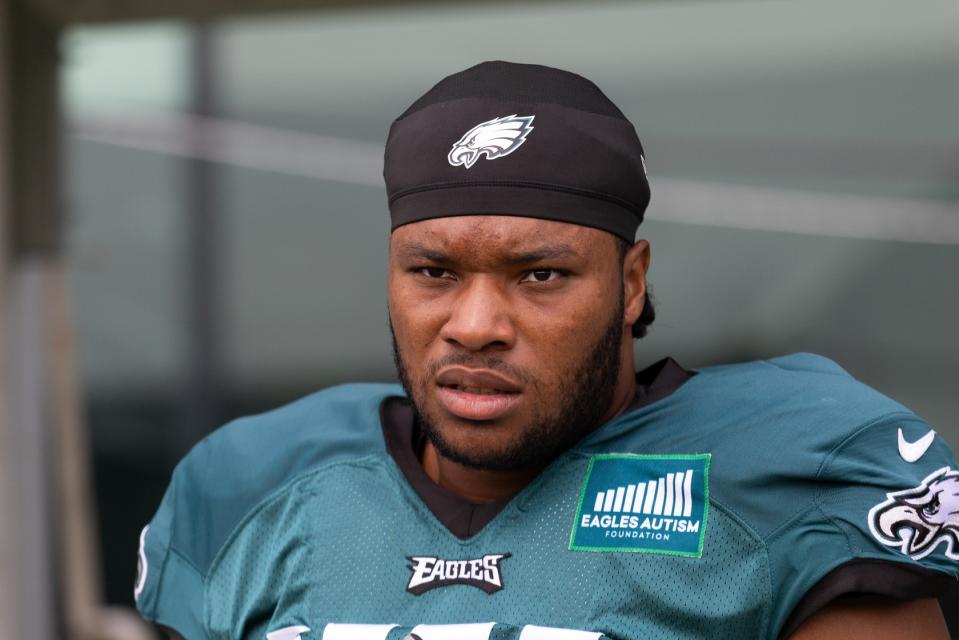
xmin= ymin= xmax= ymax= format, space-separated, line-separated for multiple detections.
xmin=623 ymin=239 xmax=650 ymax=327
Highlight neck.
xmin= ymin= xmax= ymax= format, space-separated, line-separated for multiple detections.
xmin=421 ymin=443 xmax=542 ymax=503
xmin=422 ymin=347 xmax=638 ymax=504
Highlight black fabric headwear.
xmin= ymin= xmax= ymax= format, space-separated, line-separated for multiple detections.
xmin=384 ymin=61 xmax=650 ymax=242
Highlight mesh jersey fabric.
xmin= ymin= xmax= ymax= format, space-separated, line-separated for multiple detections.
xmin=134 ymin=353 xmax=959 ymax=640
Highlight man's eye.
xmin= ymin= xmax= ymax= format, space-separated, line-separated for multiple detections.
xmin=418 ymin=267 xmax=453 ymax=279
xmin=521 ymin=269 xmax=563 ymax=283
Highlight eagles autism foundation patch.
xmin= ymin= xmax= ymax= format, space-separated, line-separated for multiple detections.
xmin=570 ymin=454 xmax=711 ymax=556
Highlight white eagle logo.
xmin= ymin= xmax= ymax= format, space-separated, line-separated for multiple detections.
xmin=868 ymin=466 xmax=959 ymax=560
xmin=448 ymin=115 xmax=535 ymax=169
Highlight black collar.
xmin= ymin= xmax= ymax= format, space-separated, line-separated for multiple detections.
xmin=380 ymin=357 xmax=695 ymax=540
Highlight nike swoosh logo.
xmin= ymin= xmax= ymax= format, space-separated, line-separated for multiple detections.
xmin=898 ymin=427 xmax=936 ymax=463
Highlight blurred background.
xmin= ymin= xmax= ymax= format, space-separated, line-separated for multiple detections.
xmin=1 ymin=0 xmax=957 ymax=638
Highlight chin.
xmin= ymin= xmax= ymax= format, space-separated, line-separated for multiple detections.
xmin=426 ymin=417 xmax=530 ymax=470
xmin=436 ymin=417 xmax=516 ymax=447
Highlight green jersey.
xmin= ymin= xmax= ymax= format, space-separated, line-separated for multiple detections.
xmin=135 ymin=353 xmax=958 ymax=639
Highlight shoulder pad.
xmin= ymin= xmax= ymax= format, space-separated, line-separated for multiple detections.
xmin=179 ymin=383 xmax=400 ymax=571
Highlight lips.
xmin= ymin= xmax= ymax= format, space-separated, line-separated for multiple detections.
xmin=435 ymin=367 xmax=522 ymax=421
xmin=436 ymin=368 xmax=522 ymax=394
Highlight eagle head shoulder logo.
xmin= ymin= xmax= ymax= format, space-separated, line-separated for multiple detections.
xmin=868 ymin=466 xmax=959 ymax=560
xmin=448 ymin=115 xmax=535 ymax=169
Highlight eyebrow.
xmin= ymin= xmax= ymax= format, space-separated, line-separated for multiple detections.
xmin=397 ymin=242 xmax=580 ymax=265
xmin=397 ymin=243 xmax=450 ymax=263
xmin=504 ymin=244 xmax=579 ymax=265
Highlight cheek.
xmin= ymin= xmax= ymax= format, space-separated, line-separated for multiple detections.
xmin=519 ymin=286 xmax=612 ymax=350
xmin=389 ymin=283 xmax=446 ymax=358
xmin=506 ymin=293 xmax=613 ymax=398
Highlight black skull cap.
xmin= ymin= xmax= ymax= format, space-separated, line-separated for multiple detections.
xmin=384 ymin=61 xmax=650 ymax=242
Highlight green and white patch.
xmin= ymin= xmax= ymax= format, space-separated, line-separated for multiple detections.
xmin=569 ymin=454 xmax=710 ymax=556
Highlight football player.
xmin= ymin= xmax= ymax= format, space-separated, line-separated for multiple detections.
xmin=135 ymin=62 xmax=957 ymax=639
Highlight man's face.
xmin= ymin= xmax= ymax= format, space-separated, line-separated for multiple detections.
xmin=388 ymin=215 xmax=631 ymax=472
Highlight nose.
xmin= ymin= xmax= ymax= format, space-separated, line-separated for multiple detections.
xmin=440 ymin=276 xmax=515 ymax=352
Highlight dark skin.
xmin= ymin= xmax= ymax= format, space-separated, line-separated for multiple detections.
xmin=388 ymin=216 xmax=647 ymax=503
xmin=160 ymin=215 xmax=947 ymax=639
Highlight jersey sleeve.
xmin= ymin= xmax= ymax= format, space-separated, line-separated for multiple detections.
xmin=134 ymin=442 xmax=211 ymax=639
xmin=766 ymin=414 xmax=959 ymax=637
xmin=132 ymin=384 xmax=399 ymax=639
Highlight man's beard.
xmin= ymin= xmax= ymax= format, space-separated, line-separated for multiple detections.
xmin=390 ymin=292 xmax=625 ymax=472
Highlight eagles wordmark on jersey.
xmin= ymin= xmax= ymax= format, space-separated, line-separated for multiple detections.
xmin=135 ymin=354 xmax=959 ymax=640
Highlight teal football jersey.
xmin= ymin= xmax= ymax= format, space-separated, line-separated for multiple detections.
xmin=135 ymin=354 xmax=959 ymax=640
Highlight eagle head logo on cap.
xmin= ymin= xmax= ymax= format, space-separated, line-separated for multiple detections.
xmin=448 ymin=115 xmax=535 ymax=169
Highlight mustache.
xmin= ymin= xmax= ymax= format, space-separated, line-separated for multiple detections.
xmin=387 ymin=315 xmax=532 ymax=389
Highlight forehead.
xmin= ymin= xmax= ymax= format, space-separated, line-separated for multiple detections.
xmin=390 ymin=215 xmax=614 ymax=262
